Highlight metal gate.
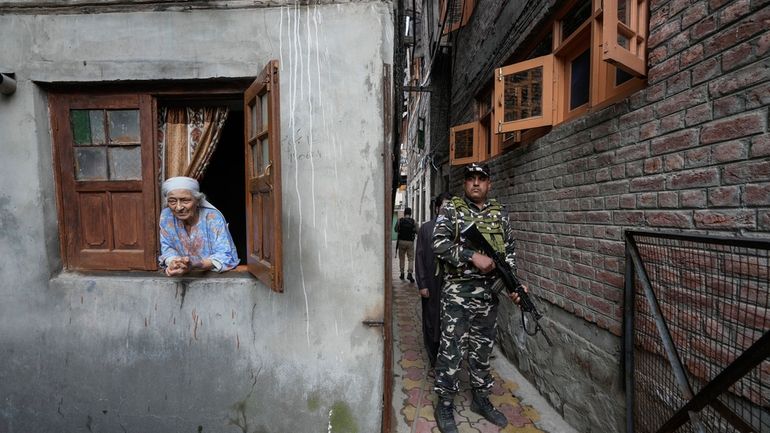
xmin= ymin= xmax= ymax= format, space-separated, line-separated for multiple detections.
xmin=624 ymin=230 xmax=770 ymax=433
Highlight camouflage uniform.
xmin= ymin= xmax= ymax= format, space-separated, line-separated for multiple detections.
xmin=431 ymin=195 xmax=517 ymax=398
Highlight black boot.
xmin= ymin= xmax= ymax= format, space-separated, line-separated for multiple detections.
xmin=399 ymin=272 xmax=404 ymax=280
xmin=434 ymin=398 xmax=458 ymax=433
xmin=407 ymin=272 xmax=414 ymax=283
xmin=470 ymin=391 xmax=508 ymax=427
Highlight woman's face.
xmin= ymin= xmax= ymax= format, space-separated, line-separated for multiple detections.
xmin=166 ymin=189 xmax=198 ymax=222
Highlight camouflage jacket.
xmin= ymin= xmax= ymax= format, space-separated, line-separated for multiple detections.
xmin=431 ymin=195 xmax=517 ymax=293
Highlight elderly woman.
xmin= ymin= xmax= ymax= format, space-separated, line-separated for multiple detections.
xmin=159 ymin=176 xmax=239 ymax=276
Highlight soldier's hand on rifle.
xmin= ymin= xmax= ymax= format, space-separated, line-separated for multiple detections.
xmin=509 ymin=284 xmax=528 ymax=305
xmin=470 ymin=252 xmax=496 ymax=273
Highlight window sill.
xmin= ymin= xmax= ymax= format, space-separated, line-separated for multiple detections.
xmin=49 ymin=267 xmax=260 ymax=291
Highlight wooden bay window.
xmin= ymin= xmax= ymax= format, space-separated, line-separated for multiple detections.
xmin=493 ymin=0 xmax=648 ymax=134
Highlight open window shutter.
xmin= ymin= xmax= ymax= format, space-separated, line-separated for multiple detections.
xmin=450 ymin=121 xmax=479 ymax=165
xmin=602 ymin=0 xmax=648 ymax=77
xmin=51 ymin=93 xmax=157 ymax=270
xmin=494 ymin=54 xmax=555 ymax=133
xmin=244 ymin=60 xmax=283 ymax=292
xmin=441 ymin=0 xmax=475 ymax=34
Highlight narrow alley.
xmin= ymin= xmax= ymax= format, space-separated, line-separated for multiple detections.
xmin=390 ymin=263 xmax=578 ymax=433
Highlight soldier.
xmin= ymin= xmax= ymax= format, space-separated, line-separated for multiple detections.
xmin=431 ymin=163 xmax=524 ymax=433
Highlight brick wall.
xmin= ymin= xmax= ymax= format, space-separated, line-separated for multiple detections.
xmin=440 ymin=0 xmax=770 ymax=430
xmin=451 ymin=0 xmax=770 ymax=336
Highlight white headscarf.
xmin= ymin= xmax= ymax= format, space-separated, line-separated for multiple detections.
xmin=162 ymin=176 xmax=218 ymax=211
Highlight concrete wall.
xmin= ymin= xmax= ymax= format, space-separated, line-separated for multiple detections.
xmin=430 ymin=0 xmax=770 ymax=431
xmin=0 ymin=2 xmax=393 ymax=432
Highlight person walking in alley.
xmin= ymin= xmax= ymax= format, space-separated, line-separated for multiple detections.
xmin=414 ymin=192 xmax=453 ymax=367
xmin=395 ymin=207 xmax=417 ymax=282
xmin=431 ymin=163 xmax=524 ymax=433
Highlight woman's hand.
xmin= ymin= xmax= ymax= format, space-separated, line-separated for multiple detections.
xmin=165 ymin=257 xmax=190 ymax=276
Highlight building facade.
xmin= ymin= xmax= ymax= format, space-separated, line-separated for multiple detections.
xmin=403 ymin=0 xmax=770 ymax=431
xmin=0 ymin=1 xmax=393 ymax=432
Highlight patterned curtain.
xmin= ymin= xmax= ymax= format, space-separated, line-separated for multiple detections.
xmin=158 ymin=106 xmax=229 ymax=180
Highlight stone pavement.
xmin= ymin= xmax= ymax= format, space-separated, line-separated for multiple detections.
xmin=391 ymin=268 xmax=577 ymax=433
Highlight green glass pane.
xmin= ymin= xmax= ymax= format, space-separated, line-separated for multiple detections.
xmin=108 ymin=110 xmax=140 ymax=144
xmin=70 ymin=110 xmax=92 ymax=145
xmin=89 ymin=110 xmax=106 ymax=144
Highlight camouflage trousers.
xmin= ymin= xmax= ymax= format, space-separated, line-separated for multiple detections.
xmin=434 ymin=280 xmax=499 ymax=398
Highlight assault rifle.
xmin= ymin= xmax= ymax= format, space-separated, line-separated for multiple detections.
xmin=461 ymin=223 xmax=553 ymax=346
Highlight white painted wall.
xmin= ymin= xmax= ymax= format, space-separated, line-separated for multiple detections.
xmin=0 ymin=3 xmax=393 ymax=432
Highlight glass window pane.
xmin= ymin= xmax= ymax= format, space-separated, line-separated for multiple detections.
xmin=504 ymin=67 xmax=543 ymax=122
xmin=454 ymin=128 xmax=473 ymax=159
xmin=260 ymin=95 xmax=269 ymax=133
xmin=616 ymin=67 xmax=634 ymax=86
xmin=108 ymin=146 xmax=142 ymax=180
xmin=251 ymin=143 xmax=259 ymax=177
xmin=89 ymin=110 xmax=106 ymax=144
xmin=261 ymin=138 xmax=270 ymax=175
xmin=618 ymin=33 xmax=631 ymax=50
xmin=561 ymin=0 xmax=591 ymax=41
xmin=70 ymin=110 xmax=92 ymax=145
xmin=75 ymin=147 xmax=108 ymax=180
xmin=250 ymin=102 xmax=257 ymax=139
xmin=618 ymin=0 xmax=630 ymax=26
xmin=108 ymin=110 xmax=140 ymax=144
xmin=570 ymin=49 xmax=591 ymax=110
xmin=528 ymin=33 xmax=553 ymax=59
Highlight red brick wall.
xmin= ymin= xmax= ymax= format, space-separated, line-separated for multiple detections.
xmin=456 ymin=0 xmax=770 ymax=336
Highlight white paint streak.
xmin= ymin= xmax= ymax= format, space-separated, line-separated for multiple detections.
xmin=306 ymin=4 xmax=317 ymax=228
xmin=327 ymin=408 xmax=334 ymax=433
xmin=289 ymin=1 xmax=310 ymax=347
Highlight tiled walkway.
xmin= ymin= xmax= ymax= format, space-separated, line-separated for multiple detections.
xmin=391 ymin=274 xmax=548 ymax=433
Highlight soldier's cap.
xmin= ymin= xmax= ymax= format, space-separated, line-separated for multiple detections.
xmin=463 ymin=163 xmax=490 ymax=179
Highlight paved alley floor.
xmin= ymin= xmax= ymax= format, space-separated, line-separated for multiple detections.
xmin=391 ymin=270 xmax=578 ymax=433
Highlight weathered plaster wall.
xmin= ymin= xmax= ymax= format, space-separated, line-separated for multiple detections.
xmin=440 ymin=0 xmax=770 ymax=432
xmin=0 ymin=2 xmax=393 ymax=432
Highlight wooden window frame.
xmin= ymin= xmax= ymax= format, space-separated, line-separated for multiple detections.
xmin=449 ymin=121 xmax=479 ymax=165
xmin=602 ymin=0 xmax=648 ymax=77
xmin=493 ymin=0 xmax=647 ymax=134
xmin=244 ymin=60 xmax=283 ymax=292
xmin=494 ymin=54 xmax=555 ymax=134
xmin=49 ymin=76 xmax=282 ymax=279
xmin=50 ymin=93 xmax=158 ymax=271
xmin=440 ymin=0 xmax=476 ymax=34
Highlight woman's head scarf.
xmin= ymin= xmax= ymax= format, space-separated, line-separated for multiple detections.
xmin=161 ymin=176 xmax=218 ymax=211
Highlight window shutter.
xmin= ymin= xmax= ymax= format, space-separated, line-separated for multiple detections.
xmin=441 ymin=0 xmax=476 ymax=34
xmin=602 ymin=0 xmax=648 ymax=77
xmin=51 ymin=93 xmax=158 ymax=271
xmin=494 ymin=54 xmax=556 ymax=133
xmin=244 ymin=60 xmax=283 ymax=292
xmin=449 ymin=121 xmax=480 ymax=165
